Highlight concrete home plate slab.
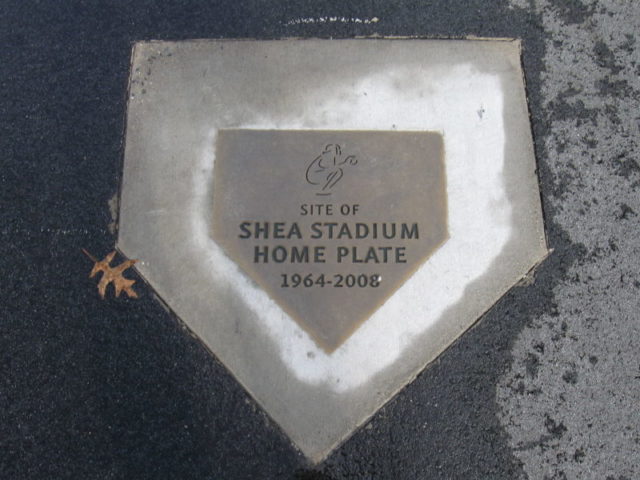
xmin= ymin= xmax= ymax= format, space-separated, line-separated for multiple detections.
xmin=118 ymin=38 xmax=548 ymax=462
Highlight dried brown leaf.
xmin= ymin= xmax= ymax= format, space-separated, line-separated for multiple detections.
xmin=83 ymin=249 xmax=138 ymax=299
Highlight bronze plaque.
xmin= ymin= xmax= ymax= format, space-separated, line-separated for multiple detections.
xmin=212 ymin=129 xmax=448 ymax=352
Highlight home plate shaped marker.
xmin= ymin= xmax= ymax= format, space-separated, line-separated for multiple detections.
xmin=117 ymin=39 xmax=548 ymax=462
xmin=211 ymin=129 xmax=448 ymax=352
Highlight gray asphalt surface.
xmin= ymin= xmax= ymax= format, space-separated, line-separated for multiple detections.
xmin=498 ymin=1 xmax=640 ymax=478
xmin=1 ymin=1 xmax=638 ymax=479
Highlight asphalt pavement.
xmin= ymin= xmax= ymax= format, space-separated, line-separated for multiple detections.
xmin=1 ymin=1 xmax=638 ymax=479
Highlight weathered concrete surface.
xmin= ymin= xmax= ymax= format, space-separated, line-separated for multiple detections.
xmin=0 ymin=0 xmax=638 ymax=479
xmin=117 ymin=38 xmax=546 ymax=462
xmin=498 ymin=1 xmax=640 ymax=479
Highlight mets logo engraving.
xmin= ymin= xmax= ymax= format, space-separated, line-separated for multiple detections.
xmin=305 ymin=144 xmax=358 ymax=196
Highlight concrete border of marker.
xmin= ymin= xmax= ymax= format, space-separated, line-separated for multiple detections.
xmin=118 ymin=38 xmax=548 ymax=462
